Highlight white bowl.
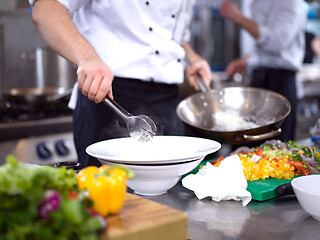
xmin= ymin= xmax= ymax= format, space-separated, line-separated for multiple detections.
xmin=292 ymin=175 xmax=320 ymax=221
xmin=86 ymin=136 xmax=221 ymax=196
xmin=98 ymin=158 xmax=203 ymax=196
xmin=86 ymin=136 xmax=221 ymax=164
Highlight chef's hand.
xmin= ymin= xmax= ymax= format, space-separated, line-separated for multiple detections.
xmin=77 ymin=56 xmax=114 ymax=103
xmin=181 ymin=43 xmax=212 ymax=91
xmin=220 ymin=1 xmax=243 ymax=23
xmin=185 ymin=57 xmax=212 ymax=91
xmin=225 ymin=56 xmax=249 ymax=77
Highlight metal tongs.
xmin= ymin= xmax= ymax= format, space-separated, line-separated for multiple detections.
xmin=103 ymin=95 xmax=157 ymax=142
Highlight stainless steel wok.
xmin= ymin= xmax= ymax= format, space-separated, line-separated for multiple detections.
xmin=177 ymin=86 xmax=291 ymax=144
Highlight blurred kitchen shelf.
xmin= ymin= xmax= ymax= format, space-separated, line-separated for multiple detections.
xmin=296 ymin=115 xmax=320 ymax=140
xmin=295 ymin=97 xmax=320 ymax=140
xmin=302 ymin=81 xmax=320 ymax=98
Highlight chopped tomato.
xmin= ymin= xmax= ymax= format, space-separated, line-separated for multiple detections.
xmin=211 ymin=156 xmax=224 ymax=165
xmin=288 ymin=160 xmax=314 ymax=176
xmin=68 ymin=191 xmax=79 ymax=199
xmin=256 ymin=148 xmax=263 ymax=156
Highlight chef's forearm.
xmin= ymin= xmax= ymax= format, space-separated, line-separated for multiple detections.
xmin=220 ymin=1 xmax=259 ymax=40
xmin=31 ymin=0 xmax=98 ymax=67
xmin=235 ymin=15 xmax=259 ymax=40
xmin=181 ymin=43 xmax=203 ymax=64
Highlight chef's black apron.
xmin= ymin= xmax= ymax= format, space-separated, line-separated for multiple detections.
xmin=250 ymin=68 xmax=297 ymax=142
xmin=304 ymin=32 xmax=315 ymax=64
xmin=73 ymin=77 xmax=184 ymax=168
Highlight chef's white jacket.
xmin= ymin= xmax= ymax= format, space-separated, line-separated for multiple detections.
xmin=30 ymin=0 xmax=195 ymax=84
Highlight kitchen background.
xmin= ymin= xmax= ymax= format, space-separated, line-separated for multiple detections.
xmin=0 ymin=0 xmax=320 ymax=165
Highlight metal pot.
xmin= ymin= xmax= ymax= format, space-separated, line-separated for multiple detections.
xmin=2 ymin=87 xmax=72 ymax=112
xmin=177 ymin=86 xmax=291 ymax=144
xmin=34 ymin=47 xmax=76 ymax=90
xmin=1 ymin=46 xmax=76 ymax=112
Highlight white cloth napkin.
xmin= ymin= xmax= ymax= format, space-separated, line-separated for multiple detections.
xmin=68 ymin=83 xmax=79 ymax=110
xmin=182 ymin=154 xmax=252 ymax=206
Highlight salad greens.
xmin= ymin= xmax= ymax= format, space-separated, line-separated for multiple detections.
xmin=260 ymin=140 xmax=320 ymax=172
xmin=0 ymin=155 xmax=105 ymax=240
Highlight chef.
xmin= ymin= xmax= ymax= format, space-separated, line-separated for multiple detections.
xmin=220 ymin=0 xmax=307 ymax=142
xmin=29 ymin=0 xmax=212 ymax=168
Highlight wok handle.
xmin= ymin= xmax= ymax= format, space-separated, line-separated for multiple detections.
xmin=195 ymin=76 xmax=211 ymax=92
xmin=241 ymin=128 xmax=281 ymax=141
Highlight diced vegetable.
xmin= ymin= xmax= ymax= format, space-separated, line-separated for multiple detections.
xmin=212 ymin=140 xmax=320 ymax=181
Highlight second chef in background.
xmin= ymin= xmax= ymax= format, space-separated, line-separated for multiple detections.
xmin=221 ymin=0 xmax=307 ymax=142
xmin=29 ymin=0 xmax=212 ymax=168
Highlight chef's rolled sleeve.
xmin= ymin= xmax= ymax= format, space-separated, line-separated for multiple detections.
xmin=175 ymin=0 xmax=194 ymax=44
xmin=29 ymin=0 xmax=93 ymax=15
xmin=57 ymin=0 xmax=92 ymax=15
xmin=29 ymin=0 xmax=36 ymax=6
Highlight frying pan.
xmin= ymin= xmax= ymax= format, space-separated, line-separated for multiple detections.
xmin=2 ymin=87 xmax=72 ymax=111
xmin=177 ymin=84 xmax=291 ymax=144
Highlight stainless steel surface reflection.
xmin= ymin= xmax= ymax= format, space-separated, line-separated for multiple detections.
xmin=130 ymin=183 xmax=320 ymax=240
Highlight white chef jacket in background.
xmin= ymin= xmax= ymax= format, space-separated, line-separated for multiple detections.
xmin=248 ymin=0 xmax=307 ymax=72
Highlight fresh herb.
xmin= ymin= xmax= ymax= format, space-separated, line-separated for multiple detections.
xmin=0 ymin=155 xmax=105 ymax=240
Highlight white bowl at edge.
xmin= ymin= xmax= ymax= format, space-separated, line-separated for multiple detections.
xmin=292 ymin=175 xmax=320 ymax=221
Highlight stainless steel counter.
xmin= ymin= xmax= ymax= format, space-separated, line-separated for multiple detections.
xmin=5 ymin=136 xmax=317 ymax=240
xmin=131 ymin=183 xmax=320 ymax=240
xmin=129 ymin=138 xmax=320 ymax=240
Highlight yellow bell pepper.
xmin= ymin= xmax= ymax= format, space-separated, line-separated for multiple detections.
xmin=77 ymin=164 xmax=134 ymax=216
